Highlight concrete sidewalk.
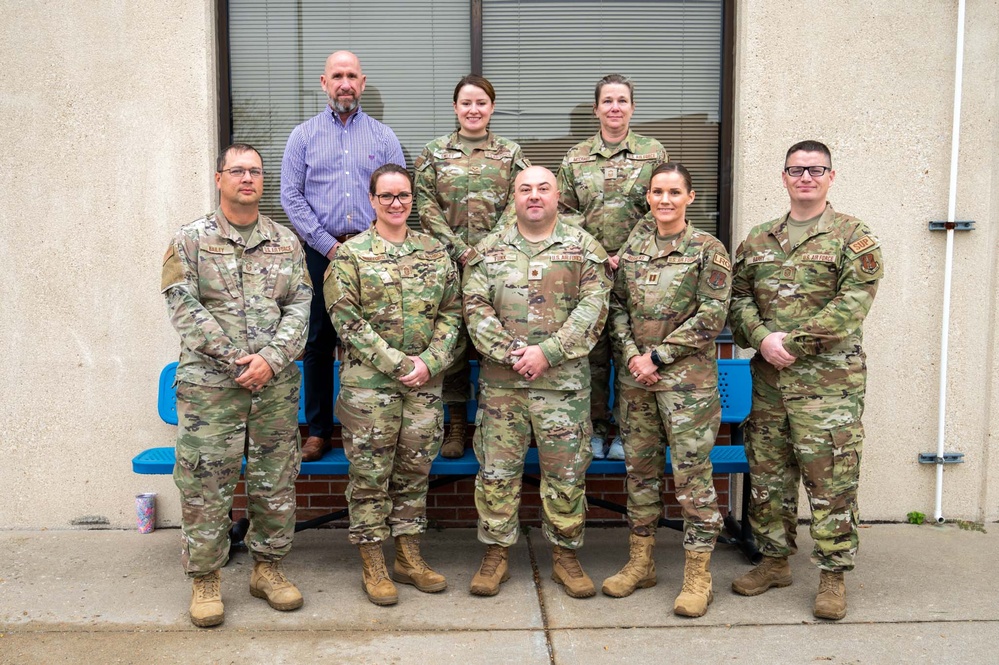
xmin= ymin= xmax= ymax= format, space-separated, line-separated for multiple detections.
xmin=0 ymin=523 xmax=996 ymax=664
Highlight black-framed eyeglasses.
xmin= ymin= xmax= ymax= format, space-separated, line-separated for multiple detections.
xmin=220 ymin=167 xmax=265 ymax=178
xmin=375 ymin=192 xmax=413 ymax=206
xmin=784 ymin=165 xmax=831 ymax=178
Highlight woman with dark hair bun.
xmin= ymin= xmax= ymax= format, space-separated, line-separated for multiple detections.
xmin=603 ymin=162 xmax=731 ymax=618
xmin=415 ymin=74 xmax=531 ymax=459
xmin=325 ymin=164 xmax=462 ymax=606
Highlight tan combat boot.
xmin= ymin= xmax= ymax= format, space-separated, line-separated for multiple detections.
xmin=189 ymin=569 xmax=224 ymax=628
xmin=731 ymin=556 xmax=792 ymax=596
xmin=358 ymin=542 xmax=399 ymax=606
xmin=674 ymin=550 xmax=714 ymax=617
xmin=601 ymin=533 xmax=657 ymax=598
xmin=470 ymin=544 xmax=510 ymax=596
xmin=551 ymin=545 xmax=596 ymax=598
xmin=249 ymin=560 xmax=304 ymax=611
xmin=393 ymin=534 xmax=447 ymax=593
xmin=813 ymin=570 xmax=847 ymax=620
xmin=440 ymin=406 xmax=467 ymax=458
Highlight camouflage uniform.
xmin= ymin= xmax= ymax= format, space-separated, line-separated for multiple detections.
xmin=556 ymin=131 xmax=668 ymax=429
xmin=324 ymin=227 xmax=461 ymax=544
xmin=610 ymin=218 xmax=730 ymax=551
xmin=415 ymin=131 xmax=530 ymax=404
xmin=729 ymin=203 xmax=883 ymax=572
xmin=464 ymin=218 xmax=611 ymax=548
xmin=162 ymin=207 xmax=312 ymax=575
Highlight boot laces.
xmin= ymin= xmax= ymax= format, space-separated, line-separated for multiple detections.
xmin=557 ymin=549 xmax=585 ymax=579
xmin=819 ymin=573 xmax=843 ymax=596
xmin=681 ymin=557 xmax=709 ymax=595
xmin=195 ymin=572 xmax=220 ymax=599
xmin=618 ymin=540 xmax=647 ymax=576
xmin=362 ymin=544 xmax=390 ymax=582
xmin=479 ymin=545 xmax=505 ymax=576
xmin=259 ymin=562 xmax=291 ymax=588
xmin=402 ymin=537 xmax=429 ymax=572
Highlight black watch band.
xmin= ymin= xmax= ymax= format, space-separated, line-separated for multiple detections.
xmin=650 ymin=349 xmax=666 ymax=368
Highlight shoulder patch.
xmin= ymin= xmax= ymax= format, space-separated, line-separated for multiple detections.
xmin=848 ymin=235 xmax=877 ymax=254
xmin=160 ymin=244 xmax=185 ymax=292
xmin=712 ymin=254 xmax=732 ymax=271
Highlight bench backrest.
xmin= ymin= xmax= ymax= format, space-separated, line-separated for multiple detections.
xmin=158 ymin=357 xmax=751 ymax=427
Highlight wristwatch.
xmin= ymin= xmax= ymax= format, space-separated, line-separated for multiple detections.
xmin=650 ymin=349 xmax=667 ymax=369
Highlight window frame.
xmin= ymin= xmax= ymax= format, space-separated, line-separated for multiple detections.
xmin=215 ymin=0 xmax=736 ymax=248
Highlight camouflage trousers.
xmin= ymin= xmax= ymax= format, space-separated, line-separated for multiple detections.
xmin=617 ymin=384 xmax=723 ymax=552
xmin=173 ymin=380 xmax=301 ymax=576
xmin=746 ymin=375 xmax=865 ymax=572
xmin=336 ymin=381 xmax=444 ymax=545
xmin=442 ymin=324 xmax=473 ymax=405
xmin=587 ymin=328 xmax=613 ymax=432
xmin=473 ymin=385 xmax=593 ymax=549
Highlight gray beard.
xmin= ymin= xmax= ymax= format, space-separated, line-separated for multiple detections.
xmin=332 ymin=98 xmax=359 ymax=114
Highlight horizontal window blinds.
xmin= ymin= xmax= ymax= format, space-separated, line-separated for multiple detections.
xmin=229 ymin=0 xmax=470 ymax=229
xmin=482 ymin=0 xmax=722 ymax=234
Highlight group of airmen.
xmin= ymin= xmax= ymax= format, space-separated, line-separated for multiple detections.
xmin=161 ymin=50 xmax=883 ymax=628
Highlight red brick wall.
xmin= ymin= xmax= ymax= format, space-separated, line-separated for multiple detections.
xmin=233 ymin=340 xmax=739 ymax=528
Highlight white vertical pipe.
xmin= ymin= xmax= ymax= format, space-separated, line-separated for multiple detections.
xmin=935 ymin=0 xmax=966 ymax=524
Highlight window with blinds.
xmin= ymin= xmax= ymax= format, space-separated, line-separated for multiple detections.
xmin=228 ymin=0 xmax=470 ymax=228
xmin=227 ymin=0 xmax=724 ymax=235
xmin=482 ymin=0 xmax=723 ymax=234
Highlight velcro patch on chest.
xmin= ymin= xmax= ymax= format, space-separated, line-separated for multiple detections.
xmin=800 ymin=253 xmax=836 ymax=263
xmin=420 ymin=249 xmax=446 ymax=261
xmin=748 ymin=254 xmax=776 ymax=265
xmin=631 ymin=152 xmax=660 ymax=160
xmin=548 ymin=253 xmax=584 ymax=263
xmin=436 ymin=150 xmax=463 ymax=159
xmin=712 ymin=254 xmax=731 ymax=270
xmin=848 ymin=235 xmax=876 ymax=254
xmin=262 ymin=244 xmax=293 ymax=254
xmin=570 ymin=155 xmax=596 ymax=164
xmin=528 ymin=263 xmax=544 ymax=280
xmin=204 ymin=244 xmax=233 ymax=254
xmin=666 ymin=256 xmax=697 ymax=265
xmin=485 ymin=252 xmax=517 ymax=264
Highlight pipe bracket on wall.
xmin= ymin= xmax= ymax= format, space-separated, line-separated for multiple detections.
xmin=928 ymin=221 xmax=975 ymax=231
xmin=918 ymin=452 xmax=965 ymax=464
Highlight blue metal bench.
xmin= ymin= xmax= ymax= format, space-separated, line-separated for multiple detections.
xmin=134 ymin=358 xmax=757 ymax=560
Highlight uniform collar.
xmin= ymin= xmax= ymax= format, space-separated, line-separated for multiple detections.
xmin=447 ymin=130 xmax=497 ymax=154
xmin=593 ymin=129 xmax=637 ymax=158
xmin=502 ymin=218 xmax=572 ymax=255
xmin=212 ymin=206 xmax=278 ymax=249
xmin=635 ymin=216 xmax=694 ymax=259
xmin=769 ymin=202 xmax=836 ymax=252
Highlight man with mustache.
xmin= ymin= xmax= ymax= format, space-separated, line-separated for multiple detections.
xmin=281 ymin=50 xmax=406 ymax=462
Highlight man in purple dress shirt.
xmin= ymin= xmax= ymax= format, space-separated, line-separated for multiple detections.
xmin=281 ymin=50 xmax=406 ymax=461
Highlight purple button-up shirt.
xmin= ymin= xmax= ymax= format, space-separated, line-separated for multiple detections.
xmin=281 ymin=105 xmax=406 ymax=257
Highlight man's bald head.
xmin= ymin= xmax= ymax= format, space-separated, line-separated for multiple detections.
xmin=514 ymin=166 xmax=560 ymax=232
xmin=321 ymin=51 xmax=366 ymax=115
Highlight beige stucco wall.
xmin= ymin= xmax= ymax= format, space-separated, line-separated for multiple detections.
xmin=0 ymin=1 xmax=218 ymax=529
xmin=733 ymin=1 xmax=999 ymax=523
xmin=0 ymin=1 xmax=996 ymax=529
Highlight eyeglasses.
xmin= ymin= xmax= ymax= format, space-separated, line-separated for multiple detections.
xmin=220 ymin=167 xmax=265 ymax=178
xmin=784 ymin=165 xmax=831 ymax=178
xmin=375 ymin=192 xmax=413 ymax=206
